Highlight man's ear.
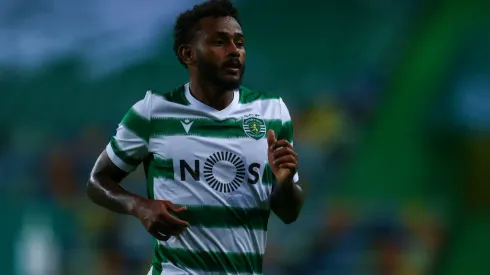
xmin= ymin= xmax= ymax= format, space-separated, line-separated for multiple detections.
xmin=179 ymin=44 xmax=196 ymax=66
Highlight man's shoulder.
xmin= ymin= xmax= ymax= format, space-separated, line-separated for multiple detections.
xmin=239 ymin=86 xmax=281 ymax=104
xmin=146 ymin=84 xmax=189 ymax=106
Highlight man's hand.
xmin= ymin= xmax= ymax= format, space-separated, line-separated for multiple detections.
xmin=132 ymin=198 xmax=189 ymax=241
xmin=267 ymin=129 xmax=298 ymax=185
xmin=267 ymin=129 xmax=303 ymax=224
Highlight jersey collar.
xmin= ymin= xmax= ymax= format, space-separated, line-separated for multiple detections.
xmin=184 ymin=82 xmax=240 ymax=117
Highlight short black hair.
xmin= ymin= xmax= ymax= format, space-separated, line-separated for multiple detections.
xmin=173 ymin=0 xmax=240 ymax=67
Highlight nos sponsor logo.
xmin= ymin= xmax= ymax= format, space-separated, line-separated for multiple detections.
xmin=179 ymin=151 xmax=261 ymax=193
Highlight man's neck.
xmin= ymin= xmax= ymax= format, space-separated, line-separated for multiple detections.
xmin=189 ymin=80 xmax=235 ymax=111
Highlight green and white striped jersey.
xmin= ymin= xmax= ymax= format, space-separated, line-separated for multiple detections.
xmin=106 ymin=83 xmax=299 ymax=275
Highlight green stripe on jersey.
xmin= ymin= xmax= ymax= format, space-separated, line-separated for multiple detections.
xmin=148 ymin=156 xmax=174 ymax=179
xmin=278 ymin=120 xmax=294 ymax=143
xmin=145 ymin=156 xmax=173 ymax=199
xmin=121 ymin=108 xmax=150 ymax=142
xmin=155 ymin=247 xmax=263 ymax=274
xmin=156 ymin=86 xmax=190 ymax=106
xmin=143 ymin=158 xmax=156 ymax=199
xmin=151 ymin=117 xmax=282 ymax=138
xmin=152 ymin=244 xmax=163 ymax=274
xmin=110 ymin=137 xmax=141 ymax=166
xmin=239 ymin=86 xmax=279 ymax=104
xmin=262 ymin=163 xmax=275 ymax=185
xmin=172 ymin=205 xmax=270 ymax=230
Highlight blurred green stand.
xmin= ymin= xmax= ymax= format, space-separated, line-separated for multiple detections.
xmin=342 ymin=0 xmax=489 ymax=274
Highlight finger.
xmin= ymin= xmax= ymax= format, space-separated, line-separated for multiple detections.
xmin=149 ymin=221 xmax=186 ymax=236
xmin=267 ymin=130 xmax=276 ymax=148
xmin=273 ymin=155 xmax=297 ymax=166
xmin=272 ymin=140 xmax=293 ymax=150
xmin=164 ymin=201 xmax=187 ymax=213
xmin=278 ymin=162 xmax=297 ymax=170
xmin=272 ymin=147 xmax=298 ymax=159
xmin=150 ymin=230 xmax=171 ymax=241
xmin=148 ymin=224 xmax=173 ymax=241
xmin=156 ymin=223 xmax=187 ymax=235
xmin=161 ymin=212 xmax=190 ymax=227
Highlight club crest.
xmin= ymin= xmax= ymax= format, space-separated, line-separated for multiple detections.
xmin=242 ymin=114 xmax=266 ymax=140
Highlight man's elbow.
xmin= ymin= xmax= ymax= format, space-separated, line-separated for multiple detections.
xmin=276 ymin=209 xmax=301 ymax=224
xmin=86 ymin=180 xmax=95 ymax=201
xmin=86 ymin=175 xmax=100 ymax=202
xmin=281 ymin=215 xmax=298 ymax=225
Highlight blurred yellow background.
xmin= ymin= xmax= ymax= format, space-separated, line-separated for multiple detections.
xmin=1 ymin=0 xmax=490 ymax=274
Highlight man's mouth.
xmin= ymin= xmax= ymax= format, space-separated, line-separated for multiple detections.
xmin=223 ymin=62 xmax=241 ymax=74
xmin=223 ymin=60 xmax=241 ymax=70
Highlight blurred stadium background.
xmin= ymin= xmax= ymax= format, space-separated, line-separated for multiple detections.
xmin=1 ymin=0 xmax=490 ymax=274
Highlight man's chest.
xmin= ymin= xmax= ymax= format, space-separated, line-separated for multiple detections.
xmin=151 ymin=134 xmax=268 ymax=183
xmin=147 ymin=134 xmax=273 ymax=208
xmin=146 ymin=105 xmax=283 ymax=205
xmin=148 ymin=109 xmax=282 ymax=184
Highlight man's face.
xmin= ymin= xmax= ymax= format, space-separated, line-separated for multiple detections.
xmin=194 ymin=16 xmax=246 ymax=90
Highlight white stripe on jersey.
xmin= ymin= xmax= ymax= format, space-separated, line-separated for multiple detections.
xmin=158 ymin=226 xmax=266 ymax=255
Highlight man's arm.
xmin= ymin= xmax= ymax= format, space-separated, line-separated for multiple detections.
xmin=87 ymin=89 xmax=157 ymax=214
xmin=269 ymin=97 xmax=304 ymax=224
xmin=86 ymin=91 xmax=153 ymax=214
xmin=86 ymin=150 xmax=142 ymax=215
xmin=86 ymin=89 xmax=189 ymax=240
xmin=270 ymin=179 xmax=304 ymax=224
xmin=87 ymin=149 xmax=189 ymax=240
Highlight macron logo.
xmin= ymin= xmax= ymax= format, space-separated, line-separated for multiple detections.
xmin=181 ymin=119 xmax=194 ymax=134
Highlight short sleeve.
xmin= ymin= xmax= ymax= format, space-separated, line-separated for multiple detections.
xmin=278 ymin=98 xmax=299 ymax=183
xmin=106 ymin=91 xmax=152 ymax=173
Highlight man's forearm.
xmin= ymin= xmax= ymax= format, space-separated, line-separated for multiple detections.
xmin=87 ymin=151 xmax=143 ymax=215
xmin=87 ymin=174 xmax=140 ymax=215
xmin=270 ymin=180 xmax=304 ymax=224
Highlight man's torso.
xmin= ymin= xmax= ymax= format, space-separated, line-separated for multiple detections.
xmin=145 ymin=84 xmax=285 ymax=275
